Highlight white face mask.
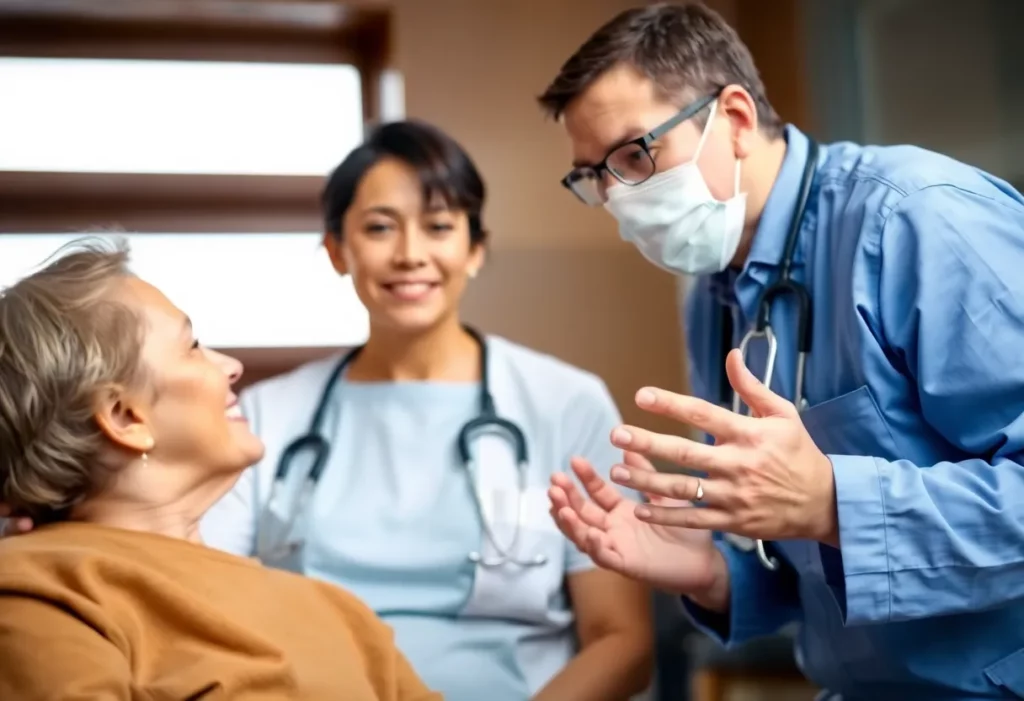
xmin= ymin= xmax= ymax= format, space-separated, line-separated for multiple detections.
xmin=603 ymin=100 xmax=747 ymax=276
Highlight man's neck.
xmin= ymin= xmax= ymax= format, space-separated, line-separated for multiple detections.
xmin=729 ymin=134 xmax=789 ymax=269
xmin=348 ymin=318 xmax=479 ymax=383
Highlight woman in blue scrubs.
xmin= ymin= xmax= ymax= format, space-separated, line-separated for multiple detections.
xmin=200 ymin=121 xmax=653 ymax=701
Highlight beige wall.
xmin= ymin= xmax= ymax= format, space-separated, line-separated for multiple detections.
xmin=373 ymin=0 xmax=792 ymax=435
xmin=388 ymin=0 xmax=703 ymax=435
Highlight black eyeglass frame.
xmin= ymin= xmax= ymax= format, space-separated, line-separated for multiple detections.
xmin=559 ymin=88 xmax=724 ymax=204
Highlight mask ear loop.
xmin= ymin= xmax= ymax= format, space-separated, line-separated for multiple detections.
xmin=734 ymin=155 xmax=743 ymax=198
xmin=691 ymin=99 xmax=720 ymax=165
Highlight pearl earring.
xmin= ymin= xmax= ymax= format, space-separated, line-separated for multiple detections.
xmin=140 ymin=452 xmax=148 ymax=465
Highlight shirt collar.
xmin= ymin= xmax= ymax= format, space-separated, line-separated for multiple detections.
xmin=744 ymin=124 xmax=816 ymax=269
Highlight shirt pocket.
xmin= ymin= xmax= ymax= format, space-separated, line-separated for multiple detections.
xmin=800 ymin=385 xmax=900 ymax=459
xmin=985 ymin=647 xmax=1024 ymax=698
xmin=459 ymin=486 xmax=566 ymax=624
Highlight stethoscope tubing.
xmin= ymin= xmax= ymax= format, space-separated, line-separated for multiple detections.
xmin=262 ymin=326 xmax=543 ymax=568
xmin=725 ymin=141 xmax=820 ymax=571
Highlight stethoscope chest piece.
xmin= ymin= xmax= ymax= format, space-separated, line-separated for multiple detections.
xmin=468 ymin=550 xmax=549 ymax=568
xmin=461 ymin=421 xmax=548 ymax=570
xmin=256 ymin=326 xmax=548 ymax=572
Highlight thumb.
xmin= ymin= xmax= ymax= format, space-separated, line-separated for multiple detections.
xmin=725 ymin=348 xmax=794 ymax=418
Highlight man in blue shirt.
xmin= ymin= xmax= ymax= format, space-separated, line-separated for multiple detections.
xmin=542 ymin=2 xmax=1024 ymax=699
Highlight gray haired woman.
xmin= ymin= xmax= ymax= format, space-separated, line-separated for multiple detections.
xmin=0 ymin=239 xmax=439 ymax=701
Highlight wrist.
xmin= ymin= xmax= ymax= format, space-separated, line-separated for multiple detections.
xmin=809 ymin=453 xmax=840 ymax=547
xmin=686 ymin=546 xmax=731 ymax=614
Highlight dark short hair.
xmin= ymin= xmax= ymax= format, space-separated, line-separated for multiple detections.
xmin=321 ymin=120 xmax=488 ymax=245
xmin=537 ymin=2 xmax=782 ymax=138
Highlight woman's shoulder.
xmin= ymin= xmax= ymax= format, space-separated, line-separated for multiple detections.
xmin=0 ymin=523 xmax=285 ymax=637
xmin=486 ymin=335 xmax=614 ymax=405
xmin=0 ymin=522 xmax=113 ymax=568
xmin=0 ymin=523 xmax=261 ymax=580
xmin=240 ymin=352 xmax=348 ymax=407
xmin=0 ymin=525 xmax=177 ymax=621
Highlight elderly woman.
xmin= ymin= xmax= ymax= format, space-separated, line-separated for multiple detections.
xmin=0 ymin=240 xmax=440 ymax=701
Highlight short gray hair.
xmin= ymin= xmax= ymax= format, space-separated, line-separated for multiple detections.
xmin=0 ymin=237 xmax=145 ymax=523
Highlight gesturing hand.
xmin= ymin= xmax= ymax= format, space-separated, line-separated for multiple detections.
xmin=607 ymin=349 xmax=838 ymax=546
xmin=548 ymin=451 xmax=727 ymax=601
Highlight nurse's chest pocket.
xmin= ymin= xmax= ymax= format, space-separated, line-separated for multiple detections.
xmin=460 ymin=486 xmax=566 ymax=624
xmin=801 ymin=385 xmax=899 ymax=458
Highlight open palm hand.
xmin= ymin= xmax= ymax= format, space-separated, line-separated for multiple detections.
xmin=548 ymin=452 xmax=720 ymax=595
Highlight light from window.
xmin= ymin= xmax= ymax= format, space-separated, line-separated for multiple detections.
xmin=379 ymin=69 xmax=406 ymax=122
xmin=0 ymin=58 xmax=363 ymax=176
xmin=0 ymin=233 xmax=369 ymax=348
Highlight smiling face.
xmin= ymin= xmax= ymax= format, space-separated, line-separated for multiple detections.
xmin=108 ymin=276 xmax=265 ymax=475
xmin=324 ymin=157 xmax=484 ymax=335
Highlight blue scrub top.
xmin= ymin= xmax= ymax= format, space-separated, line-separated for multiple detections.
xmin=201 ymin=336 xmax=627 ymax=701
xmin=683 ymin=125 xmax=1024 ymax=699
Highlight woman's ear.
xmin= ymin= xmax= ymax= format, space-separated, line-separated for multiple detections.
xmin=322 ymin=232 xmax=349 ymax=276
xmin=92 ymin=385 xmax=154 ymax=455
xmin=467 ymin=242 xmax=486 ymax=279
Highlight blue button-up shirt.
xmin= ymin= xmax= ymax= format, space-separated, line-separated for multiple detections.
xmin=683 ymin=125 xmax=1024 ymax=699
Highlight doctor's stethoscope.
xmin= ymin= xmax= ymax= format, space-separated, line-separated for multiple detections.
xmin=258 ymin=325 xmax=549 ymax=569
xmin=715 ymin=139 xmax=820 ymax=572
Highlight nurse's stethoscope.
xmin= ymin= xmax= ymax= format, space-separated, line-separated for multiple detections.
xmin=258 ymin=325 xmax=549 ymax=569
xmin=716 ymin=140 xmax=819 ymax=571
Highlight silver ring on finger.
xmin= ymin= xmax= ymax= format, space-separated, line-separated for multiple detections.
xmin=694 ymin=478 xmax=705 ymax=502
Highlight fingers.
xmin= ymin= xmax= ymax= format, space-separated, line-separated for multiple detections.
xmin=724 ymin=348 xmax=795 ymax=419
xmin=635 ymin=502 xmax=735 ymax=531
xmin=610 ymin=466 xmax=723 ymax=507
xmin=549 ymin=475 xmax=610 ymax=531
xmin=610 ymin=426 xmax=733 ymax=474
xmin=0 ymin=519 xmax=22 ymax=538
xmin=552 ymin=500 xmax=624 ymax=573
xmin=548 ymin=488 xmax=581 ymax=544
xmin=548 ymin=483 xmax=571 ymax=518
xmin=634 ymin=386 xmax=749 ymax=440
xmin=552 ymin=502 xmax=593 ymax=551
xmin=569 ymin=457 xmax=624 ymax=512
xmin=622 ymin=450 xmax=656 ymax=472
xmin=622 ymin=452 xmax=670 ymax=505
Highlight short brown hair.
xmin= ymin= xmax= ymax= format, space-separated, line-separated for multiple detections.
xmin=0 ymin=238 xmax=145 ymax=524
xmin=537 ymin=2 xmax=782 ymax=138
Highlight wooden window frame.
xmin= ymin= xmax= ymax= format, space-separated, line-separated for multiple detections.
xmin=0 ymin=0 xmax=391 ymax=235
xmin=0 ymin=1 xmax=391 ymax=387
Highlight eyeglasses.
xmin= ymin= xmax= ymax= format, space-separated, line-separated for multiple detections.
xmin=560 ymin=90 xmax=721 ymax=206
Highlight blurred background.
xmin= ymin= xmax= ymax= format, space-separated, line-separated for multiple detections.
xmin=1 ymin=1 xmax=1021 ymax=699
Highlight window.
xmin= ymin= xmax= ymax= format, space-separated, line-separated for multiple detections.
xmin=806 ymin=0 xmax=1024 ymax=186
xmin=0 ymin=5 xmax=390 ymax=358
xmin=0 ymin=233 xmax=369 ymax=349
xmin=0 ymin=57 xmax=363 ymax=176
